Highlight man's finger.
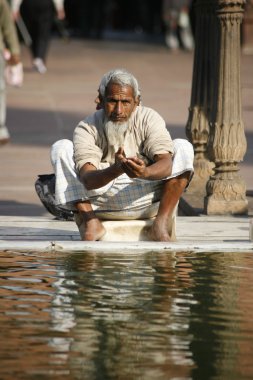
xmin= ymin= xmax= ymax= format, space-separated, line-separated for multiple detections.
xmin=122 ymin=161 xmax=143 ymax=176
xmin=121 ymin=164 xmax=136 ymax=178
xmin=125 ymin=158 xmax=144 ymax=170
xmin=116 ymin=146 xmax=125 ymax=156
xmin=127 ymin=157 xmax=143 ymax=165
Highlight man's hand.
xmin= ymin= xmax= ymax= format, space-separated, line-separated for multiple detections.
xmin=115 ymin=147 xmax=147 ymax=178
xmin=115 ymin=147 xmax=126 ymax=168
xmin=121 ymin=156 xmax=147 ymax=178
xmin=115 ymin=148 xmax=173 ymax=181
xmin=12 ymin=11 xmax=20 ymax=22
xmin=7 ymin=54 xmax=20 ymax=66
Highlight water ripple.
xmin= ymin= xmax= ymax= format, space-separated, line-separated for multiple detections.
xmin=0 ymin=250 xmax=253 ymax=379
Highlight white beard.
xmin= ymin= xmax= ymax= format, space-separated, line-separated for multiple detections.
xmin=104 ymin=120 xmax=129 ymax=153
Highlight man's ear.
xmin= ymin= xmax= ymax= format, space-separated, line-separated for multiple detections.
xmin=95 ymin=94 xmax=104 ymax=110
xmin=136 ymin=95 xmax=141 ymax=106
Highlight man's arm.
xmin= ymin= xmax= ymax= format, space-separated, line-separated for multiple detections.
xmin=2 ymin=0 xmax=21 ymax=62
xmin=79 ymin=162 xmax=124 ymax=190
xmin=79 ymin=147 xmax=173 ymax=190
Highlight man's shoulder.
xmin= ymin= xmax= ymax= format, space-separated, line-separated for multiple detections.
xmin=136 ymin=105 xmax=163 ymax=118
xmin=74 ymin=110 xmax=105 ymax=141
xmin=76 ymin=109 xmax=104 ymax=130
xmin=134 ymin=105 xmax=165 ymax=125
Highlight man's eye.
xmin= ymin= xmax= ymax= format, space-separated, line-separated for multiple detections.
xmin=107 ymin=99 xmax=131 ymax=105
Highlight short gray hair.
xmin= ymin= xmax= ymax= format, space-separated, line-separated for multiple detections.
xmin=98 ymin=69 xmax=141 ymax=99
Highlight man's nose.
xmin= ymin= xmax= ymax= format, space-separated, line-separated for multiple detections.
xmin=115 ymin=101 xmax=123 ymax=114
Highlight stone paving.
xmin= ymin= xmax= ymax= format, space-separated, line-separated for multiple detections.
xmin=0 ymin=215 xmax=252 ymax=252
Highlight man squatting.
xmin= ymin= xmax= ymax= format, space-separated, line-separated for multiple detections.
xmin=51 ymin=69 xmax=194 ymax=242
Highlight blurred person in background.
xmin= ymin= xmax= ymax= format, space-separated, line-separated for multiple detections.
xmin=162 ymin=0 xmax=194 ymax=51
xmin=11 ymin=0 xmax=65 ymax=73
xmin=0 ymin=0 xmax=21 ymax=144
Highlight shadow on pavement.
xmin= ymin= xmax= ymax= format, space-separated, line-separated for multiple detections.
xmin=8 ymin=107 xmax=87 ymax=146
xmin=0 ymin=201 xmax=52 ymax=217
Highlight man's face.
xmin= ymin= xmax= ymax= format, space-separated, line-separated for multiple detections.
xmin=104 ymin=83 xmax=138 ymax=123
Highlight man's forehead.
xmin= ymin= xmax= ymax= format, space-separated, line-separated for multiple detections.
xmin=105 ymin=83 xmax=134 ymax=97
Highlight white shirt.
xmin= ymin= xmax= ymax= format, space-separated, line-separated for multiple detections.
xmin=73 ymin=105 xmax=174 ymax=172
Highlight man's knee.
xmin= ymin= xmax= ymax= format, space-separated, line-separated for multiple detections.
xmin=168 ymin=171 xmax=190 ymax=184
xmin=173 ymin=138 xmax=194 ymax=157
xmin=51 ymin=139 xmax=73 ymax=165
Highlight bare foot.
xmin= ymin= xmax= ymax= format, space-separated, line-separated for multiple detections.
xmin=75 ymin=213 xmax=106 ymax=241
xmin=147 ymin=218 xmax=171 ymax=242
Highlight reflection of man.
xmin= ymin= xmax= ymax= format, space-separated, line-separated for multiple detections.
xmin=51 ymin=69 xmax=194 ymax=242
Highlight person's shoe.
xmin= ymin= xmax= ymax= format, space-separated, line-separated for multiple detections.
xmin=180 ymin=27 xmax=194 ymax=51
xmin=33 ymin=58 xmax=47 ymax=74
xmin=0 ymin=126 xmax=10 ymax=145
xmin=165 ymin=31 xmax=179 ymax=51
xmin=178 ymin=11 xmax=194 ymax=51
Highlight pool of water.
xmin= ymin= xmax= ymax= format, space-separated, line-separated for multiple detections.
xmin=0 ymin=250 xmax=253 ymax=380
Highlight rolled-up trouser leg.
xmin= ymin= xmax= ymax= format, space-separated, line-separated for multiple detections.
xmin=51 ymin=139 xmax=114 ymax=207
xmin=51 ymin=139 xmax=85 ymax=206
xmin=170 ymin=138 xmax=194 ymax=181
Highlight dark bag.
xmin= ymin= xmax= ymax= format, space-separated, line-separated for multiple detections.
xmin=35 ymin=174 xmax=74 ymax=221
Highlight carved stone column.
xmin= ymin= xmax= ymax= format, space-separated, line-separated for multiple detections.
xmin=186 ymin=0 xmax=215 ymax=193
xmin=204 ymin=0 xmax=248 ymax=214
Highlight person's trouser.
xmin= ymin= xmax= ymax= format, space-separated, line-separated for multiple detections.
xmin=0 ymin=52 xmax=9 ymax=140
xmin=50 ymin=138 xmax=194 ymax=220
xmin=21 ymin=0 xmax=55 ymax=60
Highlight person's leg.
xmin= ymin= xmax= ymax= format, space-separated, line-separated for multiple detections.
xmin=178 ymin=6 xmax=194 ymax=51
xmin=149 ymin=138 xmax=194 ymax=241
xmin=164 ymin=9 xmax=179 ymax=50
xmin=74 ymin=138 xmax=193 ymax=242
xmin=0 ymin=53 xmax=9 ymax=145
xmin=20 ymin=0 xmax=37 ymax=59
xmin=149 ymin=172 xmax=191 ymax=241
xmin=74 ymin=201 xmax=106 ymax=241
xmin=51 ymin=139 xmax=86 ymax=206
xmin=76 ymin=169 xmax=190 ymax=242
xmin=22 ymin=0 xmax=54 ymax=73
xmin=51 ymin=139 xmax=110 ymax=241
xmin=51 ymin=138 xmax=194 ymax=242
xmin=34 ymin=1 xmax=54 ymax=62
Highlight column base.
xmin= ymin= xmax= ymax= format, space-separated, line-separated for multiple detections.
xmin=188 ymin=176 xmax=208 ymax=195
xmin=204 ymin=196 xmax=248 ymax=215
xmin=187 ymin=158 xmax=214 ymax=194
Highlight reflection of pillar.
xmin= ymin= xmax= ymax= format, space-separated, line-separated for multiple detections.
xmin=186 ymin=0 xmax=214 ymax=194
xmin=204 ymin=0 xmax=248 ymax=215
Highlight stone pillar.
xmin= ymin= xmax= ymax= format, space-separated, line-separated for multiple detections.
xmin=186 ymin=0 xmax=215 ymax=194
xmin=204 ymin=0 xmax=248 ymax=215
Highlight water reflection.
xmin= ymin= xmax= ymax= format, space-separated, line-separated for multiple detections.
xmin=0 ymin=250 xmax=253 ymax=379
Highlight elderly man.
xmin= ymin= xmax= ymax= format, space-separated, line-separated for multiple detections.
xmin=51 ymin=69 xmax=194 ymax=242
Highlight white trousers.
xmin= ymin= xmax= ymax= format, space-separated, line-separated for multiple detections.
xmin=51 ymin=138 xmax=194 ymax=220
